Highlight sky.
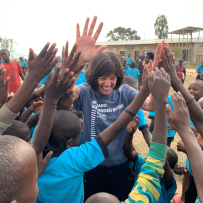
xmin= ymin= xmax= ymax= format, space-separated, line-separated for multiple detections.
xmin=1 ymin=0 xmax=203 ymax=57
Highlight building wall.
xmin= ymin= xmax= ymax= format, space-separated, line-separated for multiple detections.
xmin=96 ymin=42 xmax=199 ymax=62
xmin=193 ymin=44 xmax=203 ymax=63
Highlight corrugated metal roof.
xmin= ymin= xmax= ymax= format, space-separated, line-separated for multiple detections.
xmin=168 ymin=26 xmax=203 ymax=35
xmin=96 ymin=38 xmax=203 ymax=46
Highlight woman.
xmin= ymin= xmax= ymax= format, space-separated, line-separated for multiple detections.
xmin=61 ymin=16 xmax=155 ymax=201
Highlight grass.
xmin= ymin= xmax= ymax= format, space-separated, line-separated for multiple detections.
xmin=132 ymin=69 xmax=197 ymax=196
xmin=184 ymin=63 xmax=198 ymax=69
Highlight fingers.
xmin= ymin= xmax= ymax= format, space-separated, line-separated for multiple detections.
xmin=148 ymin=72 xmax=153 ymax=87
xmin=49 ymin=56 xmax=59 ymax=70
xmin=154 ymin=67 xmax=162 ymax=77
xmin=46 ymin=48 xmax=58 ymax=66
xmin=45 ymin=71 xmax=54 ymax=85
xmin=170 ymin=92 xmax=180 ymax=112
xmin=76 ymin=23 xmax=80 ymax=38
xmin=43 ymin=151 xmax=53 ymax=165
xmin=177 ymin=91 xmax=187 ymax=108
xmin=69 ymin=44 xmax=77 ymax=61
xmin=42 ymin=43 xmax=57 ymax=61
xmin=147 ymin=60 xmax=152 ymax=72
xmin=95 ymin=45 xmax=107 ymax=57
xmin=83 ymin=17 xmax=90 ymax=36
xmin=28 ymin=48 xmax=35 ymax=64
xmin=0 ymin=68 xmax=5 ymax=86
xmin=160 ymin=67 xmax=168 ymax=80
xmin=93 ymin=22 xmax=104 ymax=41
xmin=65 ymin=41 xmax=69 ymax=58
xmin=37 ymin=42 xmax=51 ymax=59
xmin=53 ymin=66 xmax=61 ymax=83
xmin=161 ymin=40 xmax=165 ymax=54
xmin=60 ymin=68 xmax=70 ymax=84
xmin=88 ymin=16 xmax=97 ymax=37
xmin=4 ymin=77 xmax=10 ymax=91
xmin=166 ymin=104 xmax=174 ymax=125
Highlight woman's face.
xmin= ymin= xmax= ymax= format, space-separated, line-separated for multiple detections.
xmin=97 ymin=73 xmax=117 ymax=95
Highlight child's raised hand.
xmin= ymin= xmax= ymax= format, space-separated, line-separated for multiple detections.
xmin=0 ymin=67 xmax=10 ymax=108
xmin=177 ymin=139 xmax=186 ymax=154
xmin=30 ymin=100 xmax=43 ymax=112
xmin=27 ymin=43 xmax=59 ymax=82
xmin=37 ymin=151 xmax=53 ymax=177
xmin=44 ymin=66 xmax=75 ymax=103
xmin=148 ymin=67 xmax=171 ymax=102
xmin=191 ymin=126 xmax=203 ymax=147
xmin=166 ymin=91 xmax=190 ymax=134
xmin=75 ymin=16 xmax=107 ymax=64
xmin=127 ymin=115 xmax=139 ymax=135
xmin=173 ymin=163 xmax=188 ymax=175
xmin=162 ymin=47 xmax=178 ymax=84
xmin=60 ymin=43 xmax=86 ymax=77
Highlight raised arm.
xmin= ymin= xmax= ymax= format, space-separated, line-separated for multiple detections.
xmin=32 ymin=67 xmax=75 ymax=156
xmin=166 ymin=91 xmax=203 ymax=202
xmin=162 ymin=47 xmax=203 ymax=138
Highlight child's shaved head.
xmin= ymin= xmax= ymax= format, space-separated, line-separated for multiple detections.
xmin=49 ymin=110 xmax=81 ymax=149
xmin=85 ymin=193 xmax=120 ymax=203
xmin=0 ymin=135 xmax=38 ymax=203
xmin=123 ymin=76 xmax=137 ymax=90
xmin=2 ymin=120 xmax=31 ymax=142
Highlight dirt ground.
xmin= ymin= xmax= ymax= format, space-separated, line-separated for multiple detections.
xmin=133 ymin=68 xmax=197 ymax=198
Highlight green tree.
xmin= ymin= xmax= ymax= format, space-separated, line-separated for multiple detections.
xmin=0 ymin=37 xmax=17 ymax=54
xmin=106 ymin=27 xmax=141 ymax=41
xmin=171 ymin=45 xmax=182 ymax=61
xmin=154 ymin=15 xmax=168 ymax=39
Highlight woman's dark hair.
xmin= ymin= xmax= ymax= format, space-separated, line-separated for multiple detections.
xmin=147 ymin=52 xmax=154 ymax=60
xmin=85 ymin=51 xmax=124 ymax=94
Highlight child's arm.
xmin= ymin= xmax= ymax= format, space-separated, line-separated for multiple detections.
xmin=141 ymin=128 xmax=152 ymax=147
xmin=32 ymin=67 xmax=75 ymax=156
xmin=166 ymin=91 xmax=203 ymax=202
xmin=125 ymin=67 xmax=170 ymax=203
xmin=25 ymin=110 xmax=41 ymax=129
xmin=162 ymin=48 xmax=203 ymax=138
xmin=163 ymin=161 xmax=174 ymax=191
xmin=0 ymin=67 xmax=9 ymax=108
xmin=19 ymin=101 xmax=43 ymax=123
xmin=124 ymin=115 xmax=139 ymax=162
xmin=19 ymin=72 xmax=25 ymax=81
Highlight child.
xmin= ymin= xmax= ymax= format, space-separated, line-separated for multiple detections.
xmin=188 ymin=80 xmax=203 ymax=101
xmin=126 ymin=53 xmax=132 ymax=66
xmin=176 ymin=59 xmax=186 ymax=84
xmin=124 ymin=117 xmax=178 ymax=203
xmin=19 ymin=57 xmax=27 ymax=76
xmin=0 ymin=49 xmax=25 ymax=93
xmin=126 ymin=61 xmax=140 ymax=83
xmin=196 ymin=60 xmax=203 ymax=80
xmin=122 ymin=59 xmax=130 ymax=76
xmin=137 ymin=55 xmax=145 ymax=89
xmin=145 ymin=52 xmax=154 ymax=64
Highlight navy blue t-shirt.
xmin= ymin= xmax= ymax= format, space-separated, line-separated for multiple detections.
xmin=73 ymin=83 xmax=138 ymax=167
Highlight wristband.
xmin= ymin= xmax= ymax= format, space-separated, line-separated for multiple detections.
xmin=124 ymin=108 xmax=135 ymax=117
xmin=186 ymin=97 xmax=194 ymax=105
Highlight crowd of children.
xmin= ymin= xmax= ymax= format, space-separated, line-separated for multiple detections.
xmin=0 ymin=16 xmax=203 ymax=203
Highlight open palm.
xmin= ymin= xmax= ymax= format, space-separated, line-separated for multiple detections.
xmin=76 ymin=16 xmax=107 ymax=64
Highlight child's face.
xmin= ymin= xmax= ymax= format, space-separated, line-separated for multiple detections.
xmin=179 ymin=59 xmax=183 ymax=66
xmin=0 ymin=50 xmax=9 ymax=62
xmin=79 ymin=118 xmax=83 ymax=129
xmin=188 ymin=81 xmax=203 ymax=101
xmin=123 ymin=60 xmax=126 ymax=66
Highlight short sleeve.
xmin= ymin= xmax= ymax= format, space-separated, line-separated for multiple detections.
xmin=148 ymin=111 xmax=155 ymax=119
xmin=73 ymin=83 xmax=91 ymax=111
xmin=136 ymin=109 xmax=148 ymax=130
xmin=197 ymin=65 xmax=201 ymax=70
xmin=137 ymin=69 xmax=140 ymax=75
xmin=183 ymin=67 xmax=186 ymax=73
xmin=126 ymin=68 xmax=130 ymax=76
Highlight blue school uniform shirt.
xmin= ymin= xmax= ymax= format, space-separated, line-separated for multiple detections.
xmin=75 ymin=68 xmax=86 ymax=85
xmin=129 ymin=153 xmax=177 ymax=203
xmin=126 ymin=68 xmax=140 ymax=83
xmin=36 ymin=136 xmax=108 ymax=203
xmin=196 ymin=65 xmax=203 ymax=75
xmin=20 ymin=60 xmax=26 ymax=67
xmin=126 ymin=57 xmax=132 ymax=65
xmin=73 ymin=83 xmax=138 ymax=168
xmin=136 ymin=109 xmax=148 ymax=130
xmin=148 ymin=95 xmax=176 ymax=137
xmin=123 ymin=65 xmax=130 ymax=76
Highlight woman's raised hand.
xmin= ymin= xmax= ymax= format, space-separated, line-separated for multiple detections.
xmin=76 ymin=16 xmax=107 ymax=64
